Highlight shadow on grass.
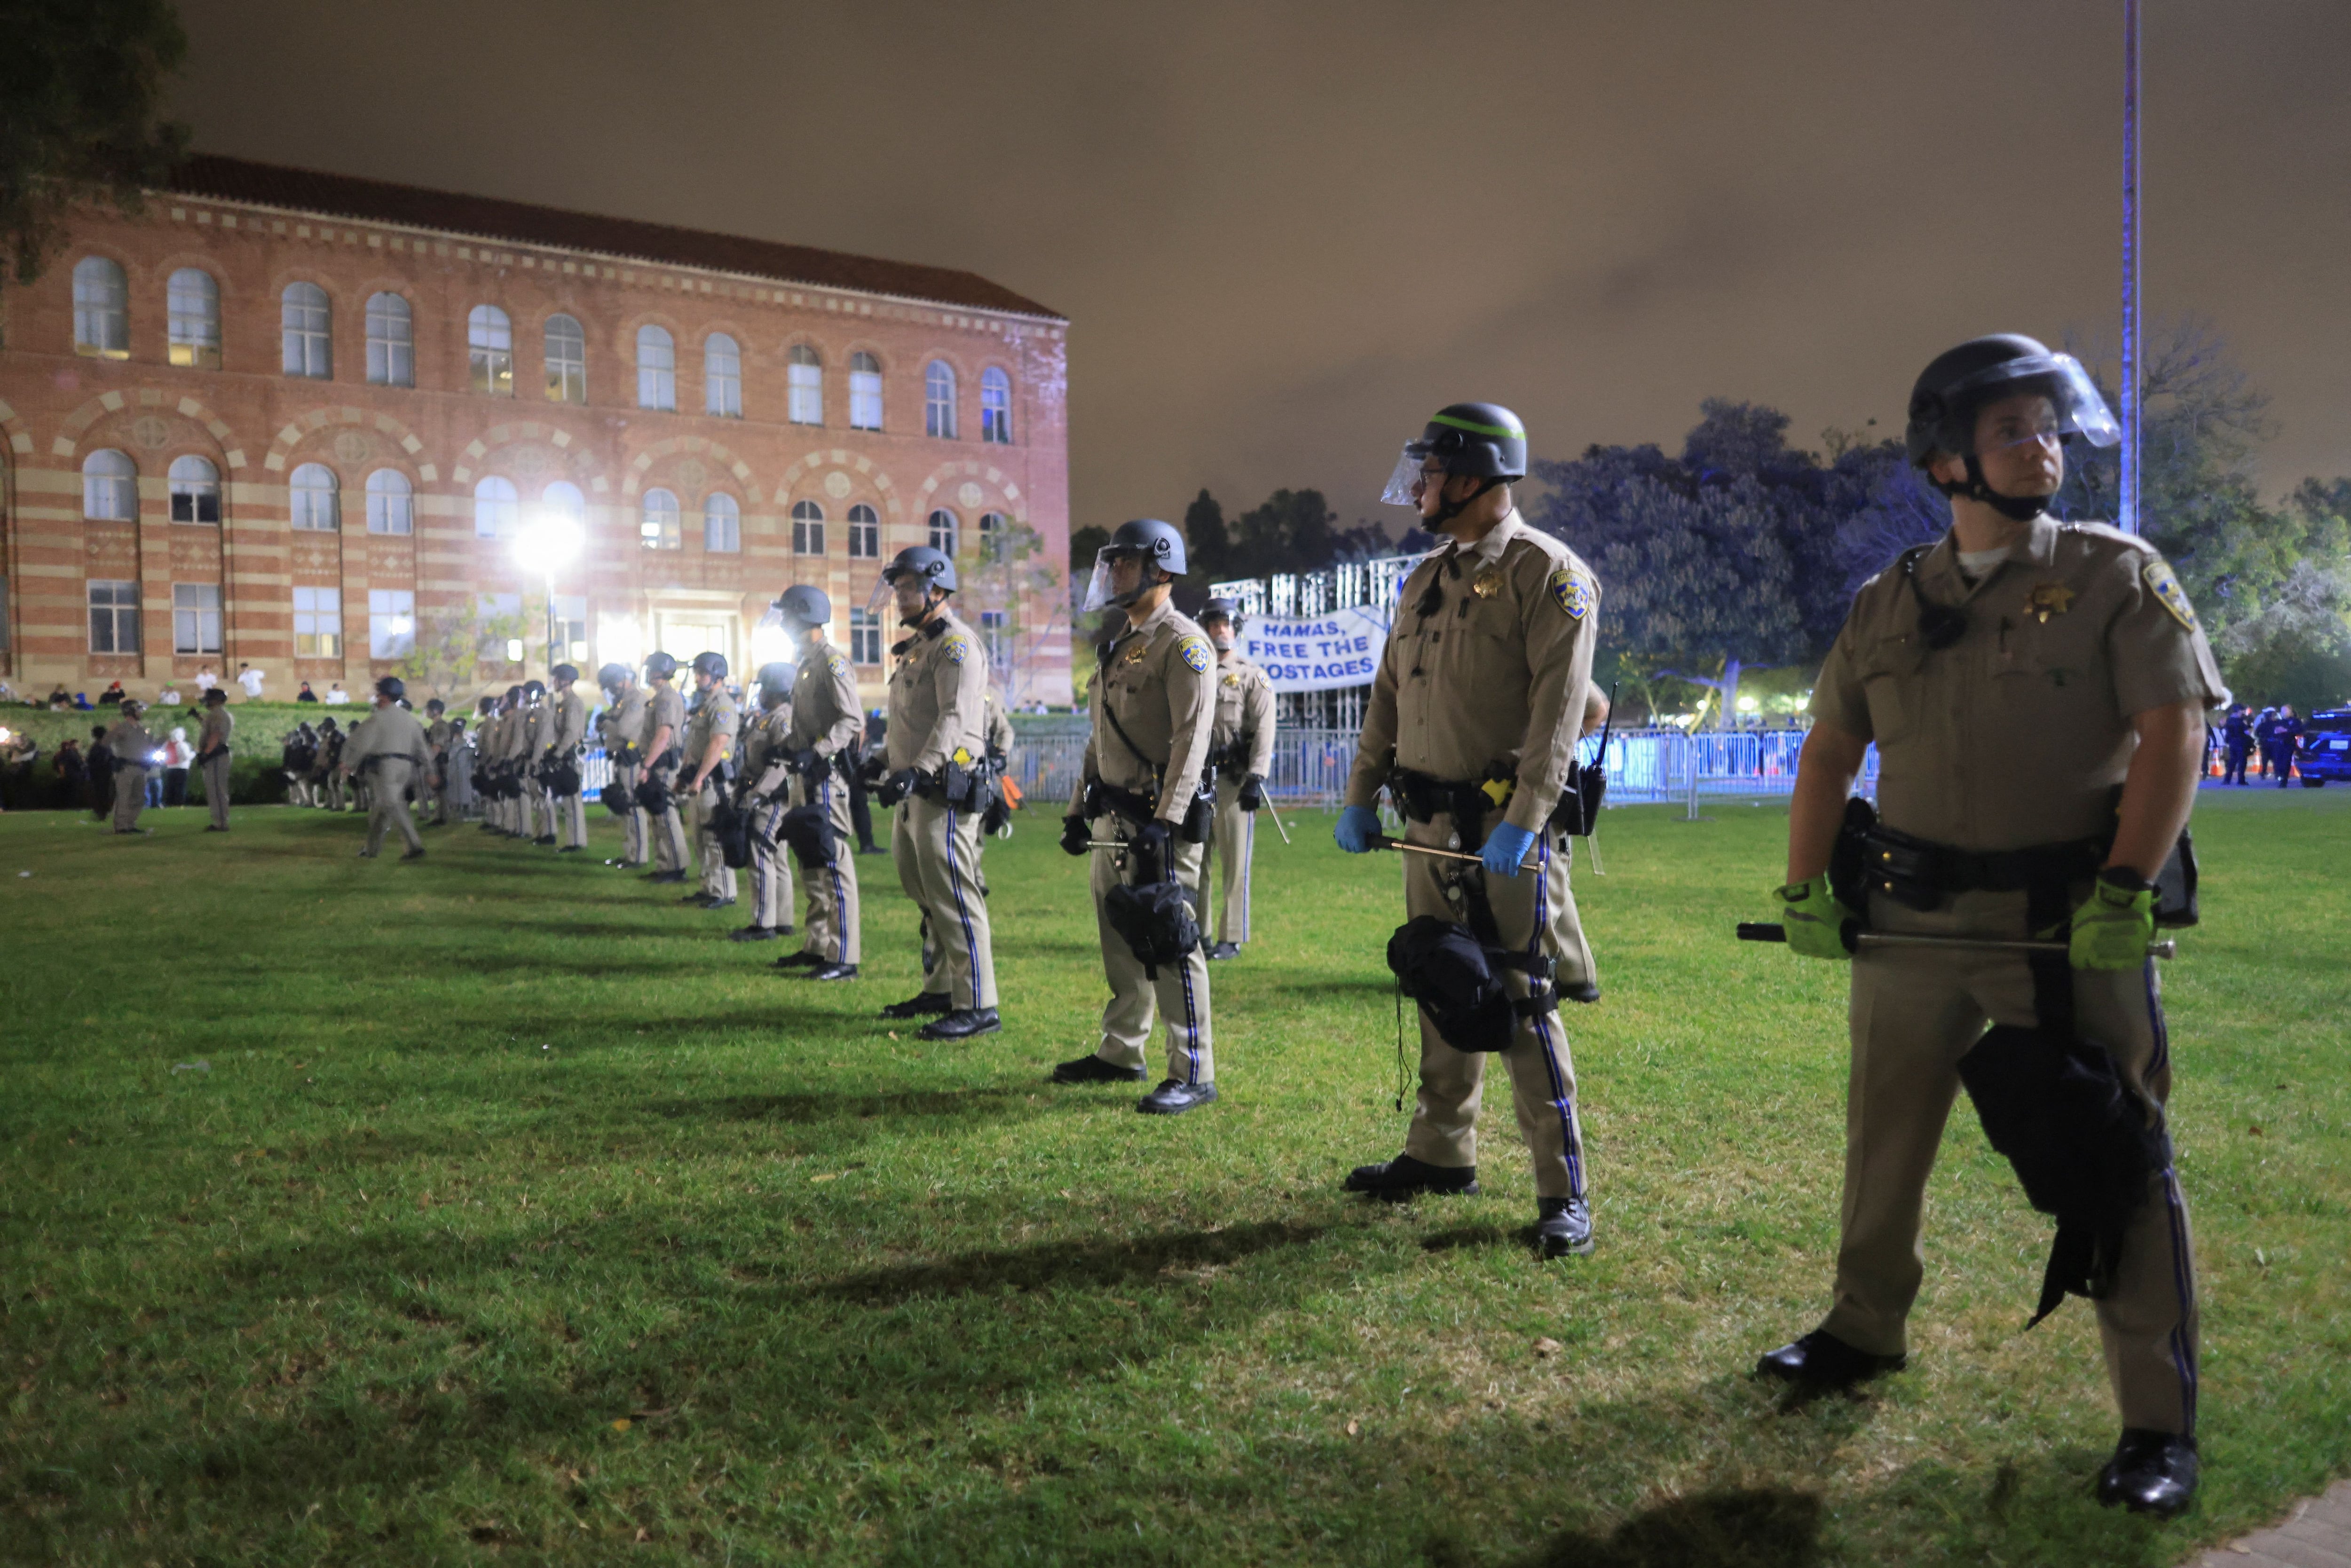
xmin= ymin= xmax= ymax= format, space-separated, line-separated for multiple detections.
xmin=808 ymin=1218 xmax=1334 ymax=1304
xmin=1508 ymin=1486 xmax=1823 ymax=1568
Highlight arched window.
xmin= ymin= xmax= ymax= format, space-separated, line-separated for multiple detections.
xmin=981 ymin=367 xmax=1013 ymax=444
xmin=927 ymin=507 xmax=958 ymax=558
xmin=846 ymin=502 xmax=880 ymax=560
xmin=541 ymin=480 xmax=585 ymax=529
xmin=705 ymin=333 xmax=742 ymax=417
xmin=167 ymin=269 xmax=221 ymax=368
xmin=924 ymin=360 xmax=958 ymax=439
xmin=791 ymin=500 xmax=825 ymax=557
xmin=473 ymin=474 xmax=518 ymax=539
xmin=82 ymin=449 xmax=136 ymax=520
xmin=788 ymin=343 xmax=823 ymax=424
xmin=281 ymin=283 xmax=331 ymax=378
xmin=641 ymin=488 xmax=681 ymax=550
xmin=545 ymin=314 xmax=585 ymax=403
xmin=168 ymin=455 xmax=221 ymax=524
xmin=366 ymin=469 xmax=414 ymax=535
xmin=73 ymin=257 xmax=128 ymax=358
xmin=636 ymin=326 xmax=676 ymax=410
xmin=366 ymin=293 xmax=412 ymax=386
xmin=704 ymin=493 xmax=741 ymax=552
xmin=290 ymin=463 xmax=340 ymax=531
xmin=978 ymin=510 xmax=1009 ymax=563
xmin=849 ymin=351 xmax=883 ymax=430
xmin=468 ymin=305 xmax=513 ymax=396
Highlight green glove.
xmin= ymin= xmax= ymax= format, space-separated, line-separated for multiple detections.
xmin=2072 ymin=869 xmax=2156 ymax=970
xmin=1775 ymin=874 xmax=1857 ymax=961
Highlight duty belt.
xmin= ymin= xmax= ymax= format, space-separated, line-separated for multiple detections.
xmin=1388 ymin=764 xmax=1515 ymax=841
xmin=1858 ymin=821 xmax=2110 ymax=912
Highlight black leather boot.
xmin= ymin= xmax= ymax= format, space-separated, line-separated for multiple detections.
xmin=1754 ymin=1330 xmax=1906 ymax=1388
xmin=2097 ymin=1429 xmax=2198 ymax=1517
xmin=1342 ymin=1153 xmax=1478 ymax=1200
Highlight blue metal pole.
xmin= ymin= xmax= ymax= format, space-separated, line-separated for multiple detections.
xmin=2120 ymin=0 xmax=2142 ymax=535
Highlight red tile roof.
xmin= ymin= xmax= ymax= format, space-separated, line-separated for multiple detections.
xmin=162 ymin=154 xmax=1064 ymax=321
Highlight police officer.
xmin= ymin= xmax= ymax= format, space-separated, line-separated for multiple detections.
xmin=513 ymin=679 xmax=550 ymax=843
xmin=1191 ymin=597 xmax=1277 ymax=960
xmin=598 ymin=662 xmax=650 ymax=867
xmin=103 ymin=699 xmax=155 ymax=834
xmin=1333 ymin=402 xmax=1604 ymax=1260
xmin=470 ymin=696 xmax=501 ymax=830
xmin=2220 ymin=703 xmax=2251 ymax=786
xmin=421 ymin=699 xmax=455 ymax=826
xmin=768 ymin=586 xmax=866 ymax=981
xmin=637 ymin=653 xmax=692 ymax=882
xmin=734 ymin=661 xmax=799 ymax=941
xmin=317 ymin=716 xmax=348 ymax=812
xmin=197 ymin=687 xmax=235 ymax=831
xmin=1762 ymin=336 xmax=2221 ymax=1516
xmin=342 ymin=676 xmax=433 ymax=860
xmin=1052 ymin=520 xmax=1221 ymax=1113
xmin=680 ymin=652 xmax=740 ymax=909
xmin=873 ymin=546 xmax=999 ymax=1038
xmin=2273 ymin=703 xmax=2303 ymax=787
xmin=544 ymin=665 xmax=589 ymax=851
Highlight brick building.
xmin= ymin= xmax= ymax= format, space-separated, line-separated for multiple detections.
xmin=0 ymin=155 xmax=1072 ymax=708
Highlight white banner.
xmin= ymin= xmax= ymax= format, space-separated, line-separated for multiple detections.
xmin=1239 ymin=605 xmax=1390 ymax=692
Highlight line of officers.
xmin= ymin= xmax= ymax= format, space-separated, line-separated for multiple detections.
xmin=430 ymin=546 xmax=1282 ymax=1102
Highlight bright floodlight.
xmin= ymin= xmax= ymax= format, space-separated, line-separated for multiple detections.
xmin=514 ymin=506 xmax=584 ymax=574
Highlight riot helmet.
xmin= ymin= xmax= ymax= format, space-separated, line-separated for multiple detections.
xmin=202 ymin=687 xmax=227 ymax=706
xmin=425 ymin=698 xmax=446 ymax=715
xmin=757 ymin=660 xmax=796 ymax=706
xmin=868 ymin=545 xmax=957 ymax=621
xmin=550 ymin=663 xmax=579 ymax=685
xmin=1199 ymin=595 xmax=1244 ymax=628
xmin=1381 ymin=402 xmax=1528 ymax=531
xmin=690 ymin=651 xmax=729 ymax=681
xmin=643 ymin=651 xmax=679 ymax=680
xmin=1905 ymin=334 xmax=2118 ymax=522
xmin=521 ymin=679 xmax=546 ymax=700
xmin=1081 ymin=518 xmax=1188 ymax=612
xmin=765 ymin=583 xmax=833 ymax=636
xmin=597 ymin=662 xmax=632 ymax=694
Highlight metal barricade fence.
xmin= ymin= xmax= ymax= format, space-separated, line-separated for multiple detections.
xmin=1002 ymin=726 xmax=1876 ymax=814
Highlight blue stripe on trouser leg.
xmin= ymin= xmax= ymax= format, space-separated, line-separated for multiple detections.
xmin=1528 ymin=836 xmax=1586 ymax=1199
xmin=820 ymin=777 xmax=847 ymax=961
xmin=2144 ymin=958 xmax=2170 ymax=1077
xmin=1239 ymin=813 xmax=1253 ymax=942
xmin=1174 ymin=947 xmax=1203 ymax=1085
xmin=943 ymin=806 xmax=983 ymax=1004
xmin=2159 ymin=1167 xmax=2199 ymax=1431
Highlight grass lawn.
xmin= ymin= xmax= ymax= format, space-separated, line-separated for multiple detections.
xmin=1 ymin=788 xmax=2345 ymax=1565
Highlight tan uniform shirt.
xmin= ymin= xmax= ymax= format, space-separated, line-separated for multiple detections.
xmin=1345 ymin=512 xmax=1602 ymax=834
xmin=885 ymin=609 xmax=989 ymax=774
xmin=1210 ymin=652 xmax=1278 ymax=778
xmin=683 ymin=685 xmax=740 ymax=777
xmin=1082 ymin=596 xmax=1217 ymax=825
xmin=791 ymin=640 xmax=866 ymax=761
xmin=198 ymin=707 xmax=234 ymax=755
xmin=639 ymin=683 xmax=686 ymax=767
xmin=342 ymin=704 xmax=431 ymax=768
xmin=742 ymin=704 xmax=795 ymax=797
xmin=519 ymin=702 xmax=548 ymax=760
xmin=546 ymin=689 xmax=587 ymax=755
xmin=104 ymin=719 xmax=156 ymax=764
xmin=1811 ymin=517 xmax=2228 ymax=852
xmin=606 ymin=685 xmax=648 ymax=760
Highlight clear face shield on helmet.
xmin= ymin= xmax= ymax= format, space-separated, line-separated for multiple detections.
xmin=1081 ymin=548 xmax=1153 ymax=613
xmin=865 ymin=569 xmax=898 ymax=620
xmin=1380 ymin=438 xmax=1438 ymax=507
xmin=1947 ymin=352 xmax=2121 ymax=453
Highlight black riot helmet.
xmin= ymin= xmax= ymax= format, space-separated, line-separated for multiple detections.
xmin=597 ymin=662 xmax=631 ymax=693
xmin=757 ymin=660 xmax=796 ymax=705
xmin=426 ymin=698 xmax=446 ymax=715
xmin=690 ymin=651 xmax=729 ymax=681
xmin=202 ymin=687 xmax=227 ymax=706
xmin=770 ymin=583 xmax=832 ymax=630
xmin=476 ymin=695 xmax=498 ymax=715
xmin=1381 ymin=402 xmax=1528 ymax=534
xmin=550 ymin=663 xmax=579 ymax=685
xmin=522 ymin=679 xmax=546 ymax=700
xmin=504 ymin=685 xmax=525 ymax=704
xmin=1905 ymin=334 xmax=2120 ymax=521
xmin=643 ymin=651 xmax=678 ymax=680
xmin=1199 ymin=595 xmax=1244 ymax=629
xmin=882 ymin=545 xmax=957 ymax=594
xmin=1081 ymin=518 xmax=1187 ymax=612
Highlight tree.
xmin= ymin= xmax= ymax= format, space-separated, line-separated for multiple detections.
xmin=1181 ymin=489 xmax=1230 ymax=581
xmin=2217 ymin=559 xmax=2351 ymax=712
xmin=962 ymin=515 xmax=1063 ymax=708
xmin=1225 ymin=488 xmax=1339 ymax=579
xmin=395 ymin=599 xmax=530 ymax=705
xmin=0 ymin=0 xmax=189 ymax=287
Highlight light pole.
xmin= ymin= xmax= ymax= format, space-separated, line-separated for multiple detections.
xmin=2120 ymin=0 xmax=2142 ymax=535
xmin=513 ymin=507 xmax=584 ymax=680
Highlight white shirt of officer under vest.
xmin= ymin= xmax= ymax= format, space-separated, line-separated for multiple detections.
xmin=1811 ymin=515 xmax=2227 ymax=852
xmin=1344 ymin=511 xmax=1601 ymax=835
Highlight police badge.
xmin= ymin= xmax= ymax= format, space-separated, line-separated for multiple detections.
xmin=1549 ymin=566 xmax=1594 ymax=619
xmin=1178 ymin=635 xmax=1212 ymax=674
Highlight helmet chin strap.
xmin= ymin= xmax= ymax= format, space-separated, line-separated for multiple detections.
xmin=1936 ymin=454 xmax=2049 ymax=524
xmin=1428 ymin=475 xmax=1506 ymax=535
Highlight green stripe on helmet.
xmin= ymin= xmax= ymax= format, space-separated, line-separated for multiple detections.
xmin=1429 ymin=410 xmax=1525 ymax=440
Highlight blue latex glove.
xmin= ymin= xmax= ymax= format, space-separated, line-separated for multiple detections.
xmin=1334 ymin=805 xmax=1382 ymax=854
xmin=1481 ymin=821 xmax=1539 ymax=878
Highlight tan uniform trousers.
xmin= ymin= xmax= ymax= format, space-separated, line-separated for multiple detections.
xmin=1824 ymin=885 xmax=2199 ymax=1435
xmin=202 ymin=754 xmax=232 ymax=829
xmin=692 ymin=777 xmax=739 ymax=901
xmin=1199 ymin=792 xmax=1258 ymax=945
xmin=1400 ymin=811 xmax=1591 ymax=1200
xmin=797 ymin=769 xmax=861 ymax=964
xmin=111 ymin=765 xmax=147 ymax=832
xmin=1089 ymin=821 xmax=1216 ymax=1086
xmin=892 ymin=793 xmax=996 ymax=1008
xmin=744 ymin=794 xmax=796 ymax=931
xmin=324 ymin=772 xmax=347 ymax=812
xmin=551 ymin=780 xmax=587 ymax=848
xmin=363 ymin=760 xmax=425 ymax=856
xmin=614 ymin=758 xmax=648 ymax=864
xmin=648 ymin=767 xmax=689 ymax=874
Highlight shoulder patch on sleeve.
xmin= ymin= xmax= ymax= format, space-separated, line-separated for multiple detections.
xmin=825 ymin=651 xmax=847 ymax=677
xmin=943 ymin=635 xmax=971 ymax=665
xmin=2143 ymin=558 xmax=2199 ymax=632
xmin=1178 ymin=634 xmax=1212 ymax=674
xmin=1548 ymin=565 xmax=1596 ymax=619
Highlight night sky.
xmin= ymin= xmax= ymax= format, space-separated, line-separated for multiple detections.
xmin=169 ymin=0 xmax=2351 ymax=544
